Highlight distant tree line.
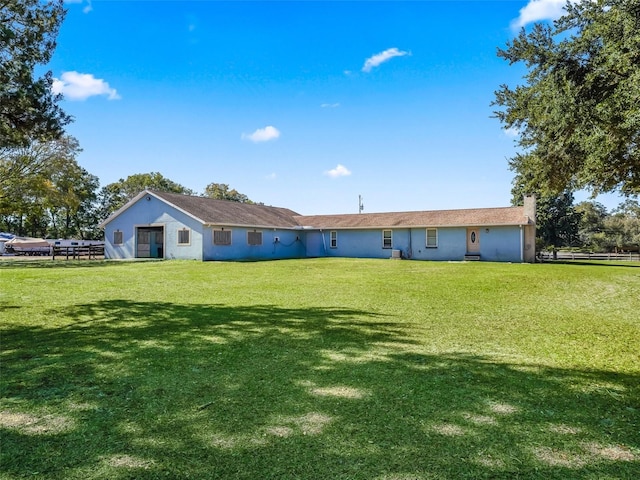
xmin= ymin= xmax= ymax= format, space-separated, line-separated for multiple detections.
xmin=513 ymin=190 xmax=640 ymax=254
xmin=0 ymin=136 xmax=254 ymax=239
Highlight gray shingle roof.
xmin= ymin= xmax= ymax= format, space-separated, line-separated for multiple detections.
xmin=144 ymin=191 xmax=531 ymax=229
xmin=151 ymin=191 xmax=302 ymax=228
xmin=294 ymin=206 xmax=530 ymax=229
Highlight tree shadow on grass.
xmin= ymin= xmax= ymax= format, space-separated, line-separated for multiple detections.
xmin=1 ymin=300 xmax=638 ymax=479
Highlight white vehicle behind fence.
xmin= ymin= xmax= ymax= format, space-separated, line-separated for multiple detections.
xmin=1 ymin=236 xmax=105 ymax=257
xmin=3 ymin=237 xmax=52 ymax=256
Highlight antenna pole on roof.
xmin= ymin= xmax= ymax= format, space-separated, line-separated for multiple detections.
xmin=358 ymin=195 xmax=364 ymax=214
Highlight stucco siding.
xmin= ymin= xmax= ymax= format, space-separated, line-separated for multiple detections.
xmin=477 ymin=226 xmax=522 ymax=262
xmin=304 ymin=231 xmax=326 ymax=258
xmin=203 ymin=227 xmax=305 ymax=261
xmin=104 ymin=195 xmax=204 ymax=260
xmin=310 ymin=229 xmax=411 ymax=259
xmin=409 ymin=228 xmax=466 ymax=261
xmin=305 ymin=226 xmax=524 ymax=262
xmin=165 ymin=214 xmax=203 ymax=260
xmin=104 ymin=218 xmax=135 ymax=259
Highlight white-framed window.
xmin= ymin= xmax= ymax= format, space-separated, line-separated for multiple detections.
xmin=247 ymin=231 xmax=262 ymax=246
xmin=382 ymin=229 xmax=392 ymax=249
xmin=113 ymin=230 xmax=123 ymax=245
xmin=426 ymin=228 xmax=438 ymax=248
xmin=213 ymin=229 xmax=231 ymax=245
xmin=178 ymin=228 xmax=190 ymax=245
xmin=330 ymin=231 xmax=337 ymax=248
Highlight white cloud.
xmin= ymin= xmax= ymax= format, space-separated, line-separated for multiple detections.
xmin=362 ymin=48 xmax=410 ymax=73
xmin=241 ymin=126 xmax=281 ymax=143
xmin=64 ymin=0 xmax=92 ymax=14
xmin=266 ymin=173 xmax=277 ymax=180
xmin=325 ymin=164 xmax=352 ymax=178
xmin=321 ymin=103 xmax=340 ymax=108
xmin=511 ymin=0 xmax=582 ymax=29
xmin=504 ymin=126 xmax=520 ymax=137
xmin=52 ymin=71 xmax=120 ymax=101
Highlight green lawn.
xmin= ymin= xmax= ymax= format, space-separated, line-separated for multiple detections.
xmin=1 ymin=258 xmax=638 ymax=479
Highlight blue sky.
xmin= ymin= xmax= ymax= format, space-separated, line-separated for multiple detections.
xmin=51 ymin=0 xmax=625 ymax=215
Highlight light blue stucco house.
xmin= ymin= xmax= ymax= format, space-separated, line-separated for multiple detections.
xmin=100 ymin=190 xmax=536 ymax=263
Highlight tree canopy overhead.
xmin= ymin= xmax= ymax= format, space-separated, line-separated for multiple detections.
xmin=203 ymin=182 xmax=253 ymax=204
xmin=0 ymin=0 xmax=71 ymax=148
xmin=493 ymin=0 xmax=640 ymax=197
xmin=97 ymin=172 xmax=194 ymax=220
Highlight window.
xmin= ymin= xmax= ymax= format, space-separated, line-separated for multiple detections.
xmin=426 ymin=228 xmax=438 ymax=248
xmin=247 ymin=231 xmax=262 ymax=246
xmin=382 ymin=229 xmax=392 ymax=249
xmin=178 ymin=228 xmax=190 ymax=245
xmin=330 ymin=231 xmax=337 ymax=248
xmin=214 ymin=229 xmax=231 ymax=245
xmin=113 ymin=230 xmax=123 ymax=245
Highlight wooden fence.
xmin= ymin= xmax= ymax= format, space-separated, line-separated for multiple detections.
xmin=539 ymin=251 xmax=640 ymax=262
xmin=52 ymin=245 xmax=105 ymax=260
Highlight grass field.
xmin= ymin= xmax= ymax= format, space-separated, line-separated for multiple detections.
xmin=1 ymin=258 xmax=639 ymax=479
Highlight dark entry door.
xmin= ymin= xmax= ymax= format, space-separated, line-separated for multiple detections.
xmin=136 ymin=227 xmax=164 ymax=258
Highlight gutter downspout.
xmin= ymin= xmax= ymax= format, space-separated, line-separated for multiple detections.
xmin=520 ymin=225 xmax=524 ymax=262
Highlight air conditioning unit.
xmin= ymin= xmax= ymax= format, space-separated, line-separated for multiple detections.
xmin=391 ymin=249 xmax=402 ymax=259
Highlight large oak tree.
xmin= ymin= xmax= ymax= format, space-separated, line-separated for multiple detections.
xmin=494 ymin=0 xmax=640 ymax=197
xmin=0 ymin=136 xmax=99 ymax=238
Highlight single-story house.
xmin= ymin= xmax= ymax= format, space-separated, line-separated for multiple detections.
xmin=100 ymin=190 xmax=536 ymax=263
